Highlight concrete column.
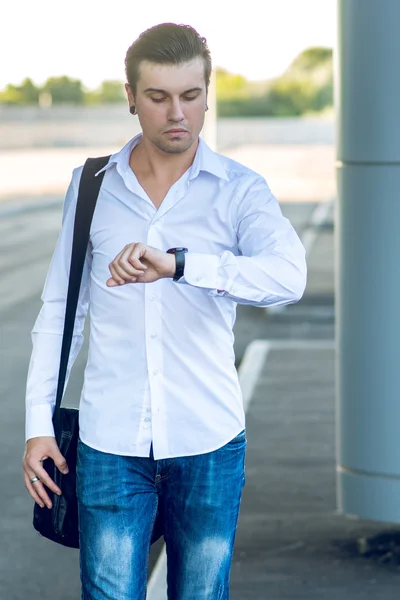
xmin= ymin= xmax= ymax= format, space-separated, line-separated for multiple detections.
xmin=336 ymin=0 xmax=400 ymax=522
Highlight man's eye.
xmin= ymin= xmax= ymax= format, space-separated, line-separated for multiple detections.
xmin=151 ymin=98 xmax=165 ymax=103
xmin=183 ymin=96 xmax=197 ymax=101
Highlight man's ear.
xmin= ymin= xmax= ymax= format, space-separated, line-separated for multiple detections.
xmin=125 ymin=83 xmax=135 ymax=105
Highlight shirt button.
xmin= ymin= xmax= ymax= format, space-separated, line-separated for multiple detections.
xmin=150 ymin=295 xmax=156 ymax=301
xmin=144 ymin=417 xmax=151 ymax=422
xmin=152 ymin=370 xmax=159 ymax=376
xmin=150 ymin=333 xmax=157 ymax=339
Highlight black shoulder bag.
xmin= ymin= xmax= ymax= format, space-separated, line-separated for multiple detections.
xmin=32 ymin=155 xmax=164 ymax=548
xmin=32 ymin=155 xmax=110 ymax=548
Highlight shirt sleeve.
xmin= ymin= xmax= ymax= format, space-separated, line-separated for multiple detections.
xmin=25 ymin=166 xmax=91 ymax=441
xmin=175 ymin=176 xmax=307 ymax=307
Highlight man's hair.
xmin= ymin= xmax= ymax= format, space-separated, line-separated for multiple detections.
xmin=124 ymin=23 xmax=212 ymax=93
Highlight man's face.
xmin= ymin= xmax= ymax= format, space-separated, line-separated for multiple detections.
xmin=126 ymin=57 xmax=207 ymax=154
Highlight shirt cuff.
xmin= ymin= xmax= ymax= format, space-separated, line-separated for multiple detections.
xmin=175 ymin=252 xmax=220 ymax=290
xmin=25 ymin=403 xmax=55 ymax=441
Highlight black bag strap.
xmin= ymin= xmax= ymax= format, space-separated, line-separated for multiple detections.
xmin=52 ymin=155 xmax=111 ymax=436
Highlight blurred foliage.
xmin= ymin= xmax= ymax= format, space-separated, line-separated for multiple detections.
xmin=0 ymin=78 xmax=40 ymax=104
xmin=42 ymin=76 xmax=85 ymax=104
xmin=0 ymin=76 xmax=124 ymax=106
xmin=217 ymin=46 xmax=333 ymax=117
xmin=0 ymin=47 xmax=333 ymax=116
xmin=216 ymin=69 xmax=249 ymax=100
xmin=85 ymin=80 xmax=126 ymax=104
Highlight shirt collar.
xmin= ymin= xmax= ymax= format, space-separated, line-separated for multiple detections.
xmin=94 ymin=134 xmax=141 ymax=177
xmin=95 ymin=134 xmax=229 ymax=182
xmin=188 ymin=137 xmax=229 ymax=181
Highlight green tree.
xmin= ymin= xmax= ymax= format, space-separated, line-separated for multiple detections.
xmin=97 ymin=80 xmax=125 ymax=103
xmin=216 ymin=47 xmax=333 ymax=117
xmin=19 ymin=78 xmax=40 ymax=103
xmin=216 ymin=68 xmax=249 ymax=101
xmin=42 ymin=76 xmax=84 ymax=104
xmin=0 ymin=84 xmax=24 ymax=104
xmin=266 ymin=78 xmax=316 ymax=116
xmin=261 ymin=46 xmax=333 ymax=116
xmin=217 ymin=96 xmax=271 ymax=117
xmin=288 ymin=47 xmax=333 ymax=73
xmin=85 ymin=80 xmax=125 ymax=104
xmin=0 ymin=78 xmax=40 ymax=104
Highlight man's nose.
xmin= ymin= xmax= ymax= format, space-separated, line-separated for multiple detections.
xmin=168 ymin=99 xmax=185 ymax=122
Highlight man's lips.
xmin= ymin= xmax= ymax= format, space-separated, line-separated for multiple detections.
xmin=164 ymin=129 xmax=188 ymax=133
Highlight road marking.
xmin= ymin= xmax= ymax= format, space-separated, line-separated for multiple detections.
xmin=301 ymin=198 xmax=334 ymax=256
xmin=146 ymin=339 xmax=271 ymax=600
xmin=237 ymin=340 xmax=271 ymax=412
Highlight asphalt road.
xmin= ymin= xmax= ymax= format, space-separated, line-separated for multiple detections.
xmin=0 ymin=200 xmax=316 ymax=599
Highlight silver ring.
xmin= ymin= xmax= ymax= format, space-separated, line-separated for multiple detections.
xmin=30 ymin=476 xmax=40 ymax=484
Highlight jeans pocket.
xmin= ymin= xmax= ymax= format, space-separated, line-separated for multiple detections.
xmin=230 ymin=429 xmax=246 ymax=444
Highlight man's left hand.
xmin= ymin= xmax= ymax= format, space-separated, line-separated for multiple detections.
xmin=106 ymin=242 xmax=175 ymax=287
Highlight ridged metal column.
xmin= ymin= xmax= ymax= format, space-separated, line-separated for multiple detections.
xmin=336 ymin=0 xmax=400 ymax=522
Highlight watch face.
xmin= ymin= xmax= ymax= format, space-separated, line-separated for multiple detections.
xmin=167 ymin=247 xmax=188 ymax=253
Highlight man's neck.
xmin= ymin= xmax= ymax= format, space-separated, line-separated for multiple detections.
xmin=130 ymin=135 xmax=199 ymax=184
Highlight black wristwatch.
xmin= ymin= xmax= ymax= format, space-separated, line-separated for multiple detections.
xmin=166 ymin=247 xmax=188 ymax=281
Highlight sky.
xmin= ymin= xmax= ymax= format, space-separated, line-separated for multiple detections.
xmin=1 ymin=0 xmax=337 ymax=90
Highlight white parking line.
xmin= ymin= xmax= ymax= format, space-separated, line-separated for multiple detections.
xmin=146 ymin=339 xmax=271 ymax=600
xmin=301 ymin=198 xmax=334 ymax=256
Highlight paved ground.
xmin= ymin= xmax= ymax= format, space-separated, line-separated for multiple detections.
xmin=231 ymin=340 xmax=400 ymax=599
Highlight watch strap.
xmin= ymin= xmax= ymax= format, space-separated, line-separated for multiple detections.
xmin=173 ymin=249 xmax=186 ymax=281
xmin=166 ymin=247 xmax=188 ymax=281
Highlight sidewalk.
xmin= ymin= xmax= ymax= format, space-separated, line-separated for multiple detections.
xmin=230 ymin=214 xmax=400 ymax=599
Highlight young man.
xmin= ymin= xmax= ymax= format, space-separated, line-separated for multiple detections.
xmin=23 ymin=23 xmax=307 ymax=600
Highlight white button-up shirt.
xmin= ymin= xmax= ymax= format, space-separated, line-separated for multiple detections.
xmin=25 ymin=134 xmax=306 ymax=459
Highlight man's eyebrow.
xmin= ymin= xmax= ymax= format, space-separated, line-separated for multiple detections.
xmin=143 ymin=87 xmax=203 ymax=94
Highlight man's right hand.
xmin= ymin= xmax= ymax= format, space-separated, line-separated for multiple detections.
xmin=23 ymin=437 xmax=69 ymax=509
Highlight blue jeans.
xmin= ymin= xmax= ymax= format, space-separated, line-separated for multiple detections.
xmin=76 ymin=430 xmax=246 ymax=600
